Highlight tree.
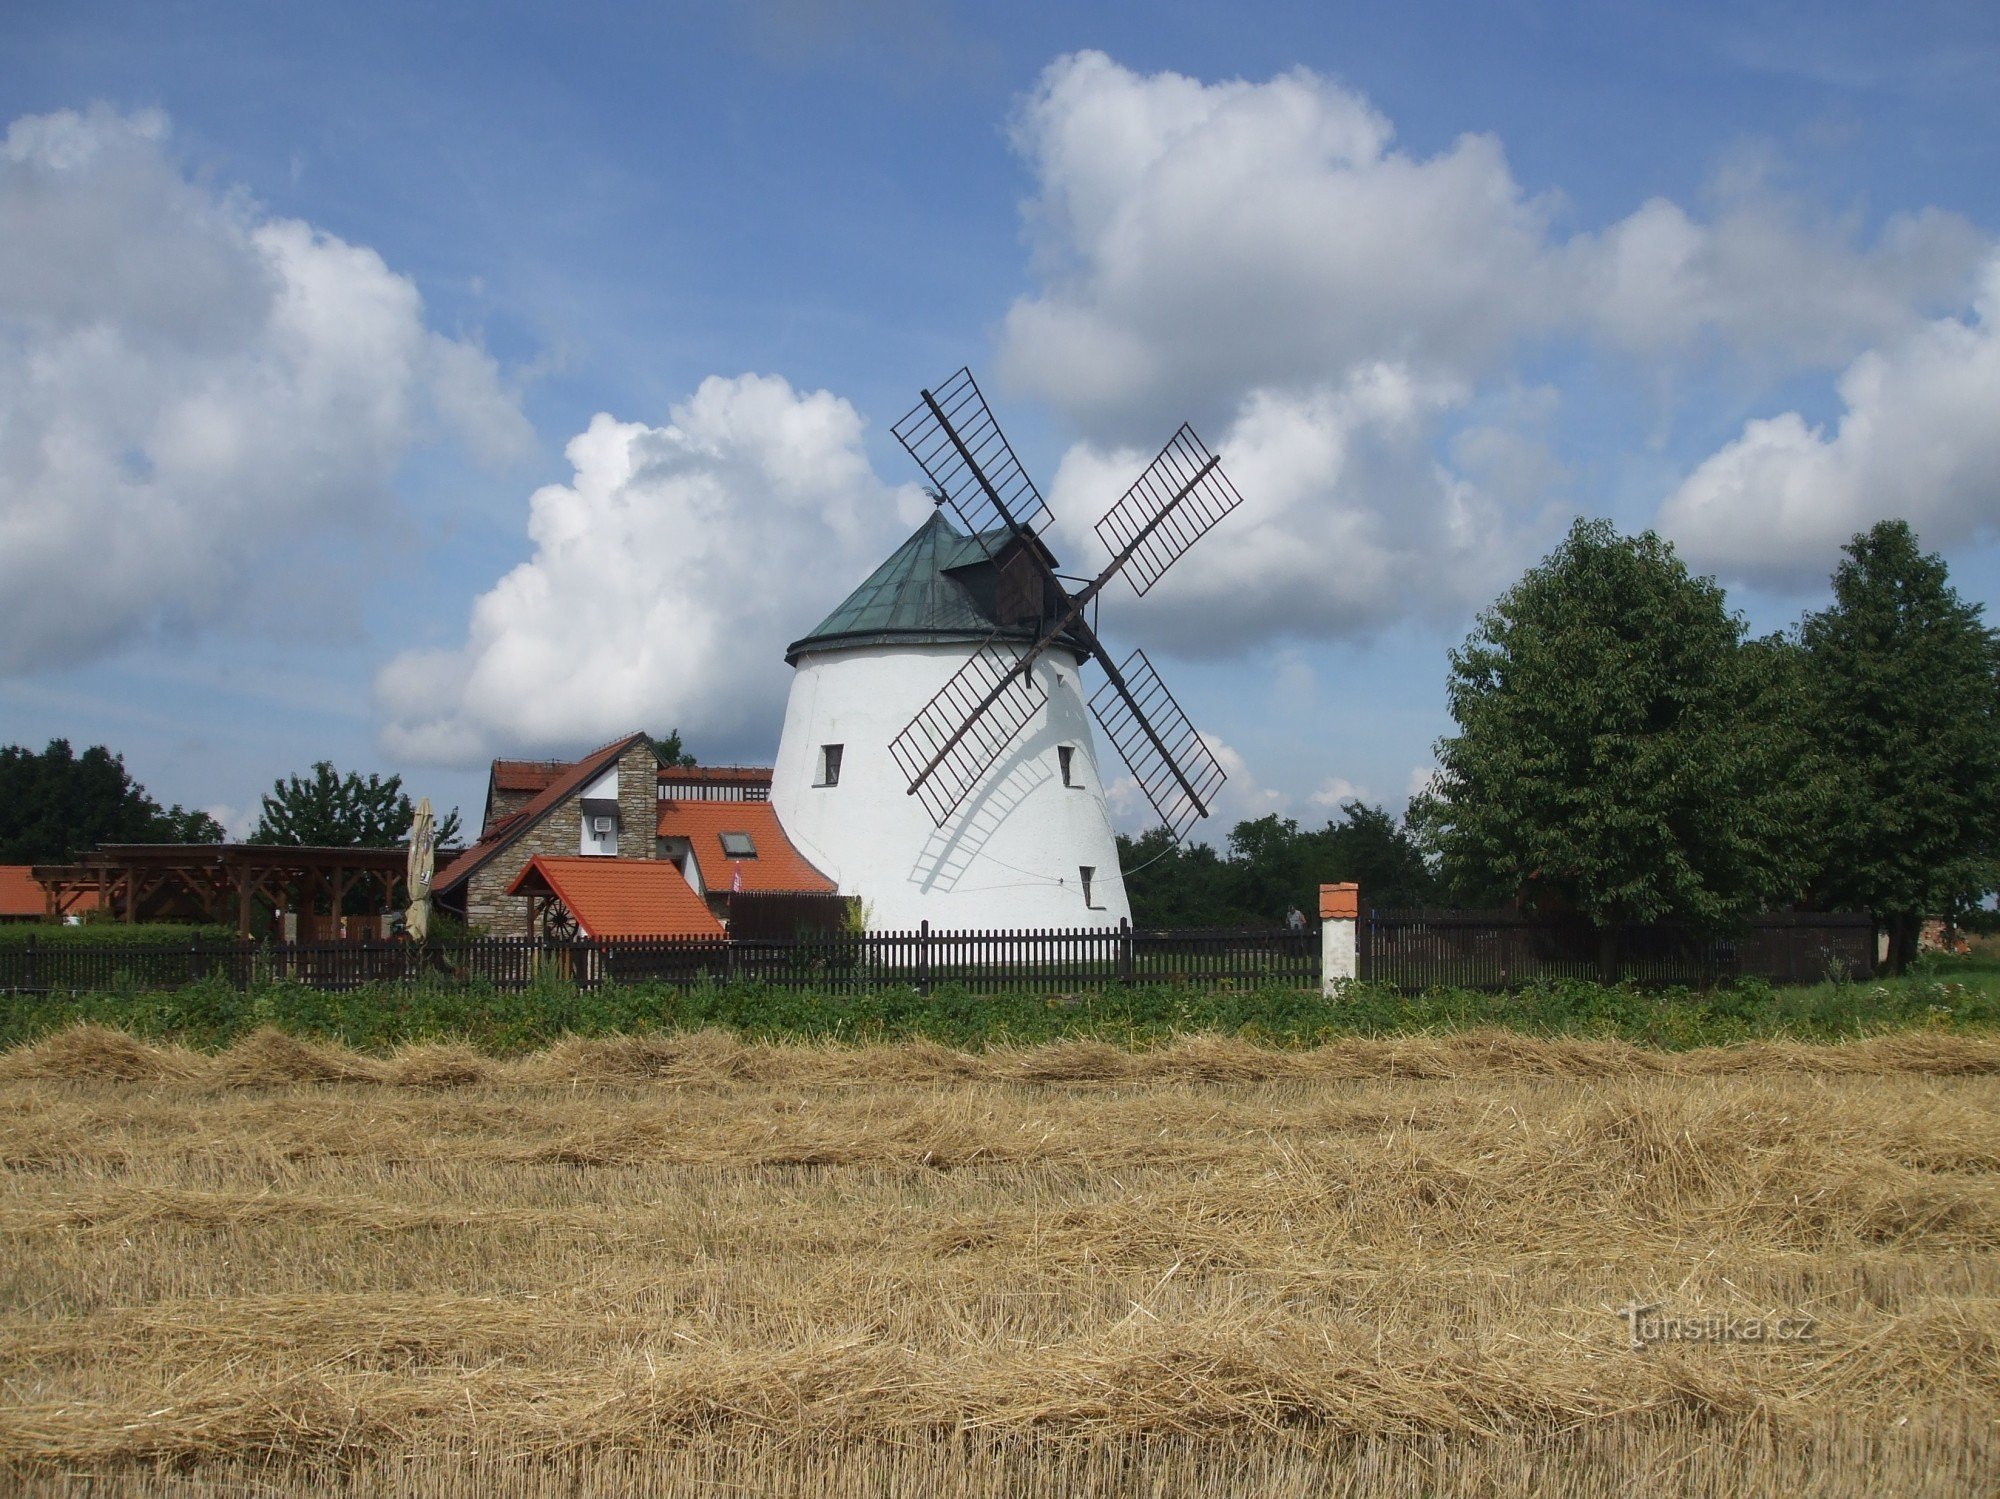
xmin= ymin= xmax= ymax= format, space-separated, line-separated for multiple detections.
xmin=1799 ymin=520 xmax=2000 ymax=973
xmin=1425 ymin=519 xmax=1814 ymax=969
xmin=650 ymin=730 xmax=697 ymax=768
xmin=1116 ymin=801 xmax=1436 ymax=927
xmin=250 ymin=762 xmax=462 ymax=848
xmin=0 ymin=740 xmax=225 ymax=863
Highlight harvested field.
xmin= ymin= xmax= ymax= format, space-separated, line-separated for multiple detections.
xmin=2 ymin=1024 xmax=1997 ymax=1495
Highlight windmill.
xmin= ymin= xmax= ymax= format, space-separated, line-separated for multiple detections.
xmin=885 ymin=367 xmax=1244 ymax=844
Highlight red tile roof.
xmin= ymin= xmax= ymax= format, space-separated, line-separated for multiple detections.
xmin=436 ymin=733 xmax=650 ymax=895
xmin=505 ymin=856 xmax=723 ymax=939
xmin=655 ymin=800 xmax=836 ymax=894
xmin=491 ymin=759 xmax=572 ymax=795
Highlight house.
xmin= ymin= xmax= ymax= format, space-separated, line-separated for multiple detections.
xmin=434 ymin=734 xmax=835 ymax=938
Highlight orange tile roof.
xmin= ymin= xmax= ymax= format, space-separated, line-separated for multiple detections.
xmin=0 ymin=865 xmax=48 ymax=918
xmin=504 ymin=856 xmax=724 ymax=939
xmin=655 ymin=800 xmax=836 ymax=894
xmin=437 ymin=732 xmax=650 ymax=894
xmin=0 ymin=865 xmax=94 ymax=918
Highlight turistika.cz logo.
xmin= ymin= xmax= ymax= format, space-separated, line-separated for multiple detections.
xmin=1615 ymin=1302 xmax=1816 ymax=1351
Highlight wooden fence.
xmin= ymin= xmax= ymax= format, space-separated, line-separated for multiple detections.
xmin=1357 ymin=909 xmax=1876 ymax=990
xmin=0 ymin=922 xmax=1318 ymax=997
xmin=0 ymin=910 xmax=1880 ymax=997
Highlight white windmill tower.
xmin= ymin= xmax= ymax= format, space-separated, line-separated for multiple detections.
xmin=769 ymin=369 xmax=1244 ymax=932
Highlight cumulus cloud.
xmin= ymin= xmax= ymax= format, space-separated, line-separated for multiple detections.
xmin=377 ymin=374 xmax=921 ymax=765
xmin=1046 ymin=367 xmax=1528 ymax=650
xmin=0 ymin=106 xmax=529 ymax=675
xmin=994 ymin=52 xmax=1988 ymax=642
xmin=1658 ymin=254 xmax=2000 ymax=585
xmin=1000 ymin=52 xmax=1978 ymax=436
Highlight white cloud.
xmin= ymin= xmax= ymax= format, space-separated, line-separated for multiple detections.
xmin=1658 ymin=254 xmax=2000 ymax=585
xmin=999 ymin=52 xmax=1559 ymax=435
xmin=0 ymin=106 xmax=529 ymax=675
xmin=377 ymin=373 xmax=920 ymax=765
xmin=995 ymin=52 xmax=1989 ymax=640
xmin=1000 ymin=52 xmax=1979 ymax=436
xmin=1047 ymin=367 xmax=1529 ymax=650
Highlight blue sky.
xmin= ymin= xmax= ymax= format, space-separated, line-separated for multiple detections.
xmin=3 ymin=1 xmax=1998 ymax=841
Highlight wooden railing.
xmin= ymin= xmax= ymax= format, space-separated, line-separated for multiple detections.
xmin=0 ymin=923 xmax=1319 ymax=996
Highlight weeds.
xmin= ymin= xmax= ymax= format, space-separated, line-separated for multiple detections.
xmin=5 ymin=963 xmax=1997 ymax=1055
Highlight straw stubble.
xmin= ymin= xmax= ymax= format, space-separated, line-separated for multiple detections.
xmin=1 ymin=1024 xmax=1995 ymax=1495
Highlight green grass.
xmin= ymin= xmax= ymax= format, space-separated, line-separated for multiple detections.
xmin=3 ymin=957 xmax=1997 ymax=1054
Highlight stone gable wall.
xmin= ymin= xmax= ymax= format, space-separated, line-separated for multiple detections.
xmin=462 ymin=741 xmax=662 ymax=936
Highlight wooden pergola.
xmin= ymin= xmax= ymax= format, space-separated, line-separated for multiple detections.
xmin=31 ymin=844 xmax=427 ymax=939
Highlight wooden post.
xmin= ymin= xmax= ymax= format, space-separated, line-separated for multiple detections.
xmin=918 ymin=919 xmax=931 ymax=995
xmin=1118 ymin=916 xmax=1134 ymax=985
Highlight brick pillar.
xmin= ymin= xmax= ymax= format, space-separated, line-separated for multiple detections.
xmin=1320 ymin=882 xmax=1359 ymax=995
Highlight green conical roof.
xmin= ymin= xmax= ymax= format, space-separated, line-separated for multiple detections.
xmin=786 ymin=512 xmax=1062 ymax=663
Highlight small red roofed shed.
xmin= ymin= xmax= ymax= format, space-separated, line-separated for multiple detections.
xmin=505 ymin=856 xmax=724 ymax=940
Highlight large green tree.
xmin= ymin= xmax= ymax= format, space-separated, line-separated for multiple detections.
xmin=1799 ymin=520 xmax=2000 ymax=973
xmin=0 ymin=740 xmax=224 ymax=863
xmin=1424 ymin=519 xmax=1815 ymax=966
xmin=250 ymin=762 xmax=462 ymax=848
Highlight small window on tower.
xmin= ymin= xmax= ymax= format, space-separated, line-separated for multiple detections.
xmin=719 ymin=831 xmax=757 ymax=859
xmin=1079 ymin=865 xmax=1099 ymax=909
xmin=1058 ymin=745 xmax=1078 ymax=787
xmin=817 ymin=744 xmax=844 ymax=787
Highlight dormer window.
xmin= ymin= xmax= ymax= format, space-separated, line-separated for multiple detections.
xmin=719 ymin=831 xmax=757 ymax=859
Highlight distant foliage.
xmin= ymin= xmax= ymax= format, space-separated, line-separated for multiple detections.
xmin=0 ymin=740 xmax=224 ymax=863
xmin=1119 ymin=800 xmax=1436 ymax=927
xmin=251 ymin=762 xmax=462 ymax=848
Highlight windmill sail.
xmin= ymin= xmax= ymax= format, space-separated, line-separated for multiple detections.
xmin=885 ymin=366 xmax=1241 ymax=844
xmin=1093 ymin=424 xmax=1244 ymax=597
xmin=1089 ymin=649 xmax=1228 ymax=843
xmin=891 ymin=367 xmax=1052 ymax=547
xmin=888 ymin=637 xmax=1049 ymax=826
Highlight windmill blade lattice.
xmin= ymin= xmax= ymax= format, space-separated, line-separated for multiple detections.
xmin=1089 ymin=649 xmax=1228 ymax=843
xmin=891 ymin=368 xmax=1052 ymax=547
xmin=888 ymin=637 xmax=1049 ymax=826
xmin=1092 ymin=424 xmax=1244 ymax=597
